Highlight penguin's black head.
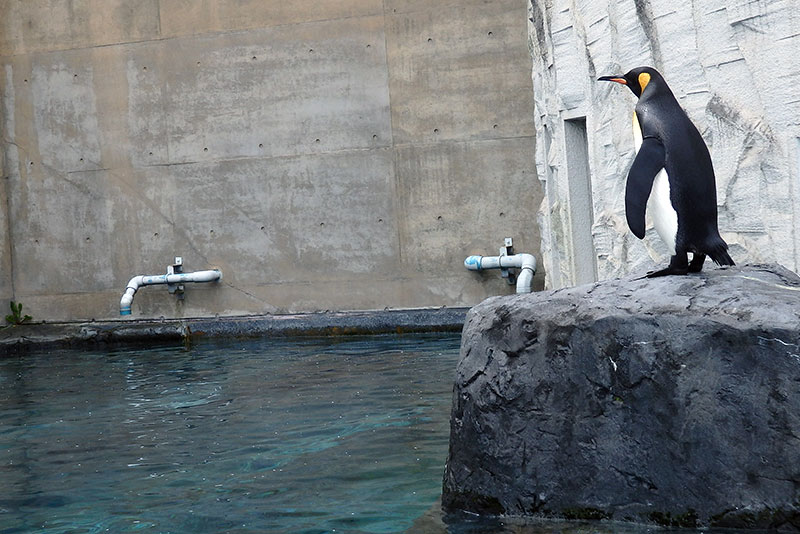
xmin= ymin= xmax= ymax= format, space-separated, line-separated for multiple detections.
xmin=598 ymin=66 xmax=664 ymax=98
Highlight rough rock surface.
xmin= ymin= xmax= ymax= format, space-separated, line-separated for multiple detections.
xmin=442 ymin=264 xmax=800 ymax=529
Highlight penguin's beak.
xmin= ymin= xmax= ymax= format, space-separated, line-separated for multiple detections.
xmin=598 ymin=75 xmax=627 ymax=85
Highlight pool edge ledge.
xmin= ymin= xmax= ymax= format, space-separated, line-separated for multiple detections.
xmin=0 ymin=307 xmax=470 ymax=353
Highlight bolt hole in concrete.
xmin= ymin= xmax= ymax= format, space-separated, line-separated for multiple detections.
xmin=0 ymin=335 xmax=464 ymax=533
xmin=258 ymin=143 xmax=263 ymax=148
xmin=433 ymin=128 xmax=439 ymax=134
xmin=260 ymin=226 xmax=265 ymax=231
xmin=488 ymin=31 xmax=493 ymax=36
xmin=427 ymin=38 xmax=433 ymax=43
xmin=315 ymin=138 xmax=320 ymax=143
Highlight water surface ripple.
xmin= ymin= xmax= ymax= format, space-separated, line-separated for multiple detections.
xmin=0 ymin=334 xmax=460 ymax=534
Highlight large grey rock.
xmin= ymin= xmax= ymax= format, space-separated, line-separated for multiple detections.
xmin=443 ymin=264 xmax=800 ymax=530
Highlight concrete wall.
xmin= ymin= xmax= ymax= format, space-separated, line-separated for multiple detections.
xmin=0 ymin=0 xmax=541 ymax=322
xmin=529 ymin=0 xmax=800 ymax=288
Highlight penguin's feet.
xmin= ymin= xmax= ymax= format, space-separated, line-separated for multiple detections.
xmin=645 ymin=266 xmax=689 ymax=278
xmin=688 ymin=253 xmax=706 ymax=273
xmin=644 ymin=254 xmax=690 ymax=278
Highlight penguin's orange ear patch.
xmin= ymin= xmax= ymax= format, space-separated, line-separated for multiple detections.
xmin=638 ymin=72 xmax=651 ymax=92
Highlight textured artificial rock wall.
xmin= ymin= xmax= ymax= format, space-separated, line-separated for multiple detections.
xmin=0 ymin=0 xmax=542 ymax=322
xmin=529 ymin=0 xmax=800 ymax=288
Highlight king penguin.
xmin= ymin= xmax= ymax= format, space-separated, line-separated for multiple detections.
xmin=598 ymin=66 xmax=734 ymax=276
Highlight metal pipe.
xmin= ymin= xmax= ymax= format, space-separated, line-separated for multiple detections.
xmin=120 ymin=269 xmax=221 ymax=315
xmin=464 ymin=253 xmax=536 ymax=293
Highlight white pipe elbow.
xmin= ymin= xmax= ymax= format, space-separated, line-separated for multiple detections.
xmin=515 ymin=253 xmax=536 ymax=294
xmin=119 ymin=269 xmax=222 ymax=315
xmin=464 ymin=253 xmax=536 ymax=293
xmin=120 ymin=275 xmax=145 ymax=316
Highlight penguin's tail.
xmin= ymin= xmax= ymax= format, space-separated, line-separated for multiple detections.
xmin=705 ymin=236 xmax=735 ymax=266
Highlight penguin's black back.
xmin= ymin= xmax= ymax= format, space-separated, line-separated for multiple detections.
xmin=634 ymin=77 xmax=732 ymax=264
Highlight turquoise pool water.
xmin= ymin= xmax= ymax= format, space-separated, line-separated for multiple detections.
xmin=0 ymin=334 xmax=464 ymax=534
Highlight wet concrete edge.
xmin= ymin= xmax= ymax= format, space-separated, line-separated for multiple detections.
xmin=0 ymin=307 xmax=469 ymax=354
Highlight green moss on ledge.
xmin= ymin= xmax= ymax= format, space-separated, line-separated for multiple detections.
xmin=710 ymin=507 xmax=800 ymax=530
xmin=561 ymin=507 xmax=611 ymax=521
xmin=647 ymin=509 xmax=699 ymax=528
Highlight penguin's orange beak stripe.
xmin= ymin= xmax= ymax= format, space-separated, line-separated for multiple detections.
xmin=598 ymin=76 xmax=627 ymax=85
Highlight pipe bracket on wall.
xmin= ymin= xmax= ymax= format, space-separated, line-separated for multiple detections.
xmin=464 ymin=237 xmax=536 ymax=294
xmin=499 ymin=237 xmax=516 ymax=285
xmin=167 ymin=257 xmax=185 ymax=299
xmin=120 ymin=257 xmax=222 ymax=315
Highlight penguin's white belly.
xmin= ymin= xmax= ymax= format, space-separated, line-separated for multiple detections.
xmin=632 ymin=111 xmax=678 ymax=255
xmin=648 ymin=169 xmax=678 ymax=255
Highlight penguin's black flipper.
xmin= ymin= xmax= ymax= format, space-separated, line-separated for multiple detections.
xmin=625 ymin=136 xmax=665 ymax=239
